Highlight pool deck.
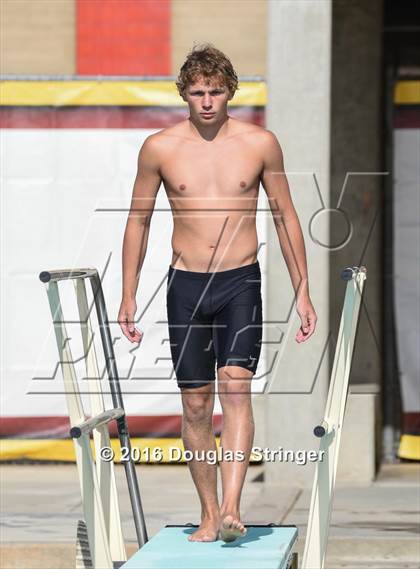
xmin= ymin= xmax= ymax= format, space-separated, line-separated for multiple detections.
xmin=1 ymin=462 xmax=419 ymax=568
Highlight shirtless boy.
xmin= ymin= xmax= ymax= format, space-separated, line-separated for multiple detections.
xmin=118 ymin=44 xmax=317 ymax=543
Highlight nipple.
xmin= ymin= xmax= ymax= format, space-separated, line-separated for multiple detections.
xmin=240 ymin=181 xmax=246 ymax=188
xmin=179 ymin=184 xmax=186 ymax=191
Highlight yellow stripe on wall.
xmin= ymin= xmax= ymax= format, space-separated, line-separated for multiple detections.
xmin=0 ymin=438 xmax=262 ymax=463
xmin=0 ymin=80 xmax=266 ymax=107
xmin=398 ymin=434 xmax=420 ymax=461
xmin=394 ymin=81 xmax=420 ymax=105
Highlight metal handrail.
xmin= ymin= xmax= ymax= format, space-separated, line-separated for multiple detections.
xmin=39 ymin=268 xmax=98 ymax=283
xmin=39 ymin=268 xmax=148 ymax=549
xmin=70 ymin=408 xmax=125 ymax=439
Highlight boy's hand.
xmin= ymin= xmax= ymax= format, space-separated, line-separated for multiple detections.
xmin=118 ymin=298 xmax=143 ymax=344
xmin=295 ymin=295 xmax=317 ymax=343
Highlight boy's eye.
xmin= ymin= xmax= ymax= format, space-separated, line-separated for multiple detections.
xmin=191 ymin=91 xmax=223 ymax=96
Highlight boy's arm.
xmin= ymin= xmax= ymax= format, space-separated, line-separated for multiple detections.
xmin=119 ymin=135 xmax=162 ymax=342
xmin=260 ymin=130 xmax=317 ymax=342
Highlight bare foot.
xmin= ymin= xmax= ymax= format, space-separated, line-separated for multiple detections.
xmin=219 ymin=513 xmax=247 ymax=542
xmin=188 ymin=517 xmax=220 ymax=542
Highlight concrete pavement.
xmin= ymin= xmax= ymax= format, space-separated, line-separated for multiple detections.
xmin=1 ymin=461 xmax=419 ymax=568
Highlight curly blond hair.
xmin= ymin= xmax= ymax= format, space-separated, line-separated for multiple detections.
xmin=176 ymin=43 xmax=239 ymax=100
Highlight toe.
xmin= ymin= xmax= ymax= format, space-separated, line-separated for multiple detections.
xmin=223 ymin=515 xmax=233 ymax=528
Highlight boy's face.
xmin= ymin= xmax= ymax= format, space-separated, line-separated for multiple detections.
xmin=184 ymin=76 xmax=231 ymax=123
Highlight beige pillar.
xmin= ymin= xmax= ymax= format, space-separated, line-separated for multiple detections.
xmin=263 ymin=0 xmax=332 ymax=486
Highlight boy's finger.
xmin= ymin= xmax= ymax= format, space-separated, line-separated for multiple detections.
xmin=304 ymin=320 xmax=316 ymax=340
xmin=120 ymin=320 xmax=137 ymax=340
xmin=128 ymin=327 xmax=143 ymax=343
xmin=300 ymin=314 xmax=309 ymax=334
xmin=124 ymin=315 xmax=135 ymax=333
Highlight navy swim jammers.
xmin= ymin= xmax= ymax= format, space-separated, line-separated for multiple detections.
xmin=166 ymin=261 xmax=263 ymax=389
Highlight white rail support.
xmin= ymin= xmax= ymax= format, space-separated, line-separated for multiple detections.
xmin=302 ymin=266 xmax=367 ymax=569
xmin=40 ymin=268 xmax=148 ymax=568
xmin=74 ymin=277 xmax=127 ymax=564
xmin=44 ymin=279 xmax=117 ymax=569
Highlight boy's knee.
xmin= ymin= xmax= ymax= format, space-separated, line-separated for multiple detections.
xmin=182 ymin=387 xmax=214 ymax=422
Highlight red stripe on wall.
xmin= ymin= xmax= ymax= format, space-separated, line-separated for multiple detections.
xmin=0 ymin=107 xmax=265 ymax=129
xmin=393 ymin=106 xmax=420 ymax=128
xmin=402 ymin=412 xmax=420 ymax=435
xmin=0 ymin=415 xmax=224 ymax=439
xmin=76 ymin=0 xmax=171 ymax=75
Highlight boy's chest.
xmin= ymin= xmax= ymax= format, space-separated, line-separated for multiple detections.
xmin=160 ymin=141 xmax=263 ymax=196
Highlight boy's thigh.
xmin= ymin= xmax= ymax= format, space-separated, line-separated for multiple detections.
xmin=167 ymin=321 xmax=216 ymax=389
xmin=213 ymin=287 xmax=263 ymax=375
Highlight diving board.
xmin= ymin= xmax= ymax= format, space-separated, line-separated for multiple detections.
xmin=121 ymin=525 xmax=298 ymax=569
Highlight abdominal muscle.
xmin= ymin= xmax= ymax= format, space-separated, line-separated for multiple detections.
xmin=170 ymin=213 xmax=259 ymax=272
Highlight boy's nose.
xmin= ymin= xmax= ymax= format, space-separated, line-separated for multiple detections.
xmin=202 ymin=95 xmax=212 ymax=107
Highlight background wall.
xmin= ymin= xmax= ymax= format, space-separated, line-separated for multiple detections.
xmin=171 ymin=0 xmax=266 ymax=76
xmin=1 ymin=0 xmax=266 ymax=77
xmin=1 ymin=0 xmax=75 ymax=75
xmin=0 ymin=80 xmax=267 ymax=457
xmin=2 ymin=0 xmax=419 ymax=465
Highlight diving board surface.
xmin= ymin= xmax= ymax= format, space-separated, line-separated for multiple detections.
xmin=121 ymin=524 xmax=298 ymax=568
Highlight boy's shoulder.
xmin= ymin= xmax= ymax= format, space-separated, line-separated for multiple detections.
xmin=153 ymin=120 xmax=189 ymax=139
xmin=142 ymin=121 xmax=186 ymax=155
xmin=228 ymin=118 xmax=279 ymax=148
xmin=143 ymin=121 xmax=190 ymax=150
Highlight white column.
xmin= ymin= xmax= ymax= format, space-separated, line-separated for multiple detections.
xmin=263 ymin=0 xmax=332 ymax=486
